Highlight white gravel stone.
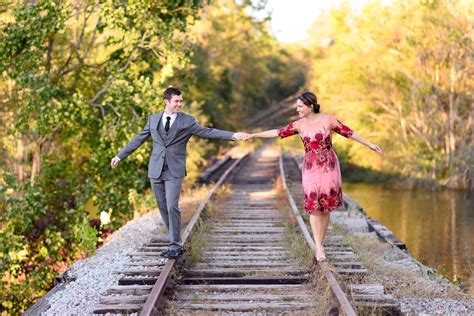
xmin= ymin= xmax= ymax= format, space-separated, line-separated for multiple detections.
xmin=43 ymin=210 xmax=164 ymax=315
xmin=331 ymin=207 xmax=474 ymax=315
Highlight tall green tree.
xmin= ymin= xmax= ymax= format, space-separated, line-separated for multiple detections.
xmin=174 ymin=0 xmax=306 ymax=130
xmin=0 ymin=0 xmax=205 ymax=313
xmin=307 ymin=0 xmax=473 ymax=186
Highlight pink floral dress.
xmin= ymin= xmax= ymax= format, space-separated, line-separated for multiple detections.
xmin=278 ymin=115 xmax=354 ymax=214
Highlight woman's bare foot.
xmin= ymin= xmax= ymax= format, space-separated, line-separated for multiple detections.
xmin=316 ymin=246 xmax=326 ymax=262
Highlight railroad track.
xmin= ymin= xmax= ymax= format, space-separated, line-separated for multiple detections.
xmin=91 ymin=151 xmax=247 ymax=315
xmin=91 ymin=143 xmax=366 ymax=315
xmin=163 ymin=145 xmax=318 ymax=314
xmin=282 ymin=153 xmax=401 ymax=315
xmin=30 ymin=142 xmax=399 ymax=315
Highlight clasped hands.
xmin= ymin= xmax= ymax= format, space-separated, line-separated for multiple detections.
xmin=232 ymin=132 xmax=253 ymax=141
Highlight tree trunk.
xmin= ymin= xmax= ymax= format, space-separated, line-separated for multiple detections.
xmin=30 ymin=143 xmax=42 ymax=183
xmin=447 ymin=62 xmax=456 ymax=166
xmin=15 ymin=138 xmax=27 ymax=182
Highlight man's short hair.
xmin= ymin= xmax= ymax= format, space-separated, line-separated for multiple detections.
xmin=164 ymin=87 xmax=182 ymax=101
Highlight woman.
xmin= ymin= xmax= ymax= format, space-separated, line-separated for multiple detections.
xmin=250 ymin=92 xmax=382 ymax=261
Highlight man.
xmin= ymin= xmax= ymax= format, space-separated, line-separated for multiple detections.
xmin=111 ymin=87 xmax=248 ymax=258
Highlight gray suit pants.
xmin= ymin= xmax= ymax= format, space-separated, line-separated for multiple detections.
xmin=150 ymin=169 xmax=184 ymax=251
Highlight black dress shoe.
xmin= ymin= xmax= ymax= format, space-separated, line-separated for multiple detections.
xmin=159 ymin=248 xmax=170 ymax=256
xmin=162 ymin=248 xmax=183 ymax=258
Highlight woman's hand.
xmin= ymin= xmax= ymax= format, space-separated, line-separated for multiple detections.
xmin=369 ymin=143 xmax=382 ymax=155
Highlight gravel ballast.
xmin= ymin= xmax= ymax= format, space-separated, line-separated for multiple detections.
xmin=331 ymin=209 xmax=474 ymax=315
xmin=43 ymin=210 xmax=164 ymax=315
xmin=37 ymin=196 xmax=474 ymax=314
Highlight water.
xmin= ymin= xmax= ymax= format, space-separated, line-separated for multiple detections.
xmin=343 ymin=182 xmax=474 ymax=297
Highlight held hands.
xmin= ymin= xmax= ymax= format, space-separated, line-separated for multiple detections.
xmin=233 ymin=132 xmax=253 ymax=141
xmin=111 ymin=156 xmax=121 ymax=169
xmin=369 ymin=143 xmax=382 ymax=155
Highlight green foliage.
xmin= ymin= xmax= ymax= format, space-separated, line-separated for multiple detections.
xmin=306 ymin=0 xmax=473 ymax=185
xmin=76 ymin=219 xmax=98 ymax=255
xmin=175 ymin=0 xmax=306 ymax=130
xmin=1 ymin=172 xmax=87 ymax=314
xmin=0 ymin=1 xmax=304 ymax=313
xmin=0 ymin=0 xmax=207 ymax=313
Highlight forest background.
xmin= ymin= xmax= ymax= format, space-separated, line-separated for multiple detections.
xmin=1 ymin=0 xmax=472 ymax=313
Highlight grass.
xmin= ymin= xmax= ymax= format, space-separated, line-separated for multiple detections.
xmin=184 ymin=218 xmax=211 ymax=267
xmin=341 ymin=226 xmax=470 ymax=300
xmin=307 ymin=270 xmax=340 ymax=315
xmin=273 ymin=176 xmax=315 ymax=269
xmin=204 ymin=183 xmax=233 ymax=219
xmin=180 ymin=184 xmax=214 ymax=227
xmin=183 ymin=184 xmax=233 ymax=267
xmin=331 ymin=222 xmax=346 ymax=235
xmin=273 ymin=176 xmax=339 ymax=314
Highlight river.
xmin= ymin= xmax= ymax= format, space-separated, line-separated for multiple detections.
xmin=343 ymin=182 xmax=474 ymax=297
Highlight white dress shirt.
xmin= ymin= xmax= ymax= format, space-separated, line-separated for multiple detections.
xmin=162 ymin=112 xmax=178 ymax=129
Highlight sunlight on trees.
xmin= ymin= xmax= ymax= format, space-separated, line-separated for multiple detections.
xmin=306 ymin=0 xmax=473 ymax=187
xmin=0 ymin=1 xmax=305 ymax=313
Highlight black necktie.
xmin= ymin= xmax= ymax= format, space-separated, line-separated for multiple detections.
xmin=165 ymin=116 xmax=171 ymax=132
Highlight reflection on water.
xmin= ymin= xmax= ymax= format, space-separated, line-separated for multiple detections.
xmin=343 ymin=183 xmax=474 ymax=297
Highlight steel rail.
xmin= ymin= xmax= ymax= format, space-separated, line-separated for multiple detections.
xmin=140 ymin=153 xmax=248 ymax=316
xmin=278 ymin=154 xmax=357 ymax=316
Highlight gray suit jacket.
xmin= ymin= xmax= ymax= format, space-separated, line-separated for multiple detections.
xmin=116 ymin=112 xmax=234 ymax=178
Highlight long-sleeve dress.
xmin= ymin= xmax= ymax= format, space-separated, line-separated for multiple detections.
xmin=278 ymin=114 xmax=354 ymax=214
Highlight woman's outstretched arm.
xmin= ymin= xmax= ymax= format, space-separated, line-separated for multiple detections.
xmin=350 ymin=131 xmax=382 ymax=155
xmin=330 ymin=116 xmax=382 ymax=155
xmin=251 ymin=129 xmax=279 ymax=138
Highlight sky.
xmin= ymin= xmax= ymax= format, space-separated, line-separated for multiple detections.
xmin=264 ymin=0 xmax=391 ymax=43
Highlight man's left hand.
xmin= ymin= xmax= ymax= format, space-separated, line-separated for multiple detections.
xmin=233 ymin=132 xmax=252 ymax=141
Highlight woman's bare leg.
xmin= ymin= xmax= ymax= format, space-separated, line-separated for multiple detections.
xmin=309 ymin=213 xmax=330 ymax=260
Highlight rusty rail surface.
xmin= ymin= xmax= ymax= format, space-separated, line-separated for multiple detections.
xmin=140 ymin=154 xmax=248 ymax=316
xmin=278 ymin=154 xmax=357 ymax=316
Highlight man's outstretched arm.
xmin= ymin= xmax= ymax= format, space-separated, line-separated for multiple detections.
xmin=189 ymin=119 xmax=250 ymax=141
xmin=111 ymin=117 xmax=151 ymax=169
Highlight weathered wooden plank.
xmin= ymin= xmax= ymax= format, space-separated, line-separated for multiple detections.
xmin=119 ymin=277 xmax=157 ymax=285
xmin=191 ymin=262 xmax=297 ymax=269
xmin=213 ymin=222 xmax=281 ymax=226
xmin=178 ymin=302 xmax=313 ymax=311
xmin=202 ymin=250 xmax=288 ymax=255
xmin=93 ymin=304 xmax=143 ymax=314
xmin=184 ymin=267 xmax=309 ymax=277
xmin=128 ymin=251 xmax=162 ymax=257
xmin=106 ymin=285 xmax=153 ymax=295
xmin=336 ymin=268 xmax=368 ymax=275
xmin=199 ymin=255 xmax=289 ymax=261
xmin=207 ymin=237 xmax=284 ymax=242
xmin=142 ymin=242 xmax=168 ymax=247
xmin=138 ymin=246 xmax=167 ymax=251
xmin=126 ymin=261 xmax=165 ymax=267
xmin=117 ymin=269 xmax=162 ymax=276
xmin=331 ymin=261 xmax=365 ymax=268
xmin=325 ymin=251 xmax=356 ymax=255
xmin=346 ymin=284 xmax=384 ymax=295
xmin=328 ymin=254 xmax=358 ymax=260
xmin=99 ymin=295 xmax=148 ymax=305
xmin=354 ymin=301 xmax=401 ymax=309
xmin=220 ymin=214 xmax=286 ymax=219
xmin=173 ymin=293 xmax=313 ymax=302
xmin=181 ymin=276 xmax=309 ymax=284
xmin=208 ymin=246 xmax=286 ymax=250
xmin=210 ymin=228 xmax=287 ymax=233
xmin=351 ymin=294 xmax=396 ymax=302
xmin=174 ymin=284 xmax=307 ymax=292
